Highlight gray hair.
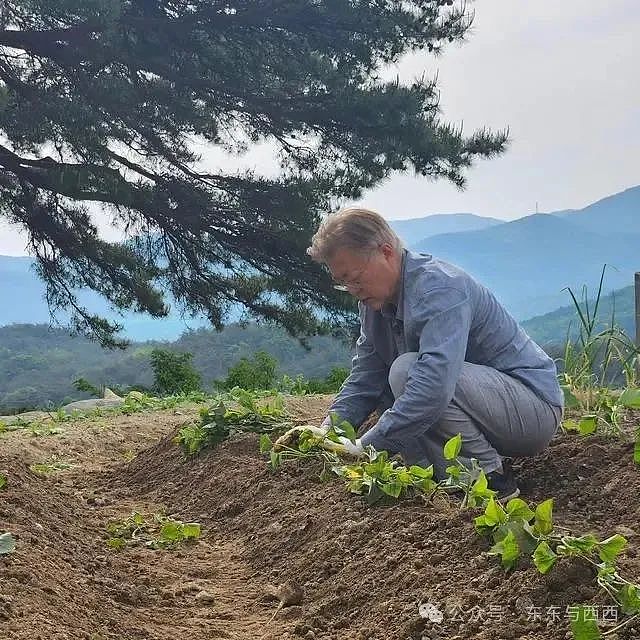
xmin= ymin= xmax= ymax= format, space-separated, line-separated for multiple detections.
xmin=307 ymin=207 xmax=403 ymax=263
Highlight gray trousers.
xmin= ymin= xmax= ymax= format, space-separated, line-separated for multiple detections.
xmin=383 ymin=352 xmax=562 ymax=479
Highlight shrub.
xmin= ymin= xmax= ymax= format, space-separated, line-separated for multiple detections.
xmin=150 ymin=349 xmax=201 ymax=395
xmin=218 ymin=350 xmax=278 ymax=391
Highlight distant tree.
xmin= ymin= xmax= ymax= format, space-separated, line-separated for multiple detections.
xmin=0 ymin=1 xmax=507 ymax=347
xmin=73 ymin=376 xmax=101 ymax=397
xmin=219 ymin=350 xmax=278 ymax=391
xmin=150 ymin=348 xmax=201 ymax=395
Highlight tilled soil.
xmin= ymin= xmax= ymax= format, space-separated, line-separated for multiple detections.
xmin=1 ymin=396 xmax=639 ymax=640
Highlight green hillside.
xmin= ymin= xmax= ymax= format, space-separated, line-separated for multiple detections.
xmin=522 ymin=285 xmax=635 ymax=345
xmin=0 ymin=323 xmax=351 ymax=412
xmin=2 ymin=285 xmax=637 ymax=413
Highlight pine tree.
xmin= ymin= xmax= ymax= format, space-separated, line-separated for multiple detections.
xmin=0 ymin=1 xmax=507 ymax=346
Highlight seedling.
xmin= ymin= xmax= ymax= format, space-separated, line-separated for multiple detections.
xmin=473 ymin=496 xmax=640 ymax=638
xmin=106 ymin=511 xmax=201 ymax=550
xmin=441 ymin=434 xmax=496 ymax=508
xmin=0 ymin=415 xmax=61 ymax=437
xmin=334 ymin=449 xmax=437 ymax=504
xmin=261 ymin=427 xmax=341 ymax=481
xmin=48 ymin=408 xmax=74 ymax=423
xmin=264 ymin=412 xmax=363 ymax=475
xmin=263 ymin=417 xmax=439 ymax=503
xmin=0 ymin=472 xmax=7 ymax=489
xmin=122 ymin=449 xmax=136 ymax=462
xmin=29 ymin=460 xmax=72 ymax=475
xmin=28 ymin=422 xmax=62 ymax=437
xmin=175 ymin=390 xmax=289 ymax=455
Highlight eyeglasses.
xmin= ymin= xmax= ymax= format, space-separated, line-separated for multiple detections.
xmin=332 ymin=267 xmax=367 ymax=291
xmin=331 ymin=254 xmax=373 ymax=291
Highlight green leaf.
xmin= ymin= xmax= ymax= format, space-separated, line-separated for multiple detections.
xmin=569 ymin=605 xmax=601 ymax=640
xmin=473 ymin=514 xmax=495 ymax=536
xmin=562 ymin=419 xmax=581 ymax=432
xmin=533 ymin=541 xmax=557 ymax=574
xmin=620 ymin=388 xmax=640 ymax=409
xmin=0 ymin=473 xmax=7 ymax=490
xmin=182 ymin=523 xmax=201 ymax=539
xmin=561 ymin=385 xmax=580 ymax=409
xmin=618 ymin=584 xmax=640 ymax=615
xmin=502 ymin=521 xmax=538 ymax=556
xmin=269 ymin=450 xmax=280 ymax=470
xmin=534 ymin=499 xmax=554 ymax=535
xmin=159 ymin=521 xmax=182 ymax=542
xmin=484 ymin=498 xmax=508 ymax=526
xmin=107 ymin=537 xmax=126 ymax=550
xmin=445 ymin=464 xmax=461 ymax=479
xmin=469 ymin=471 xmax=495 ymax=503
xmin=578 ymin=415 xmax=597 ymax=435
xmin=558 ymin=534 xmax=599 ymax=556
xmin=0 ymin=532 xmax=15 ymax=555
xmin=380 ymin=481 xmax=403 ymax=498
xmin=416 ymin=478 xmax=437 ymax=493
xmin=328 ymin=412 xmax=342 ymax=428
xmin=395 ymin=470 xmax=413 ymax=487
xmin=443 ymin=434 xmax=462 ymax=460
xmin=408 ymin=465 xmax=434 ymax=479
xmin=598 ymin=534 xmax=627 ymax=563
xmin=335 ymin=419 xmax=357 ymax=442
xmin=505 ymin=498 xmax=535 ymax=522
xmin=259 ymin=433 xmax=272 ymax=453
xmin=489 ymin=528 xmax=520 ymax=570
xmin=634 ymin=429 xmax=640 ymax=466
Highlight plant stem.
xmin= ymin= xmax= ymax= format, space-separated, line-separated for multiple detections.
xmin=602 ymin=612 xmax=640 ymax=636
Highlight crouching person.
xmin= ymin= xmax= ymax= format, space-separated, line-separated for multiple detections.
xmin=307 ymin=207 xmax=563 ymax=500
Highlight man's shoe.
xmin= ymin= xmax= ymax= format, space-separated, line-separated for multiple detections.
xmin=487 ymin=460 xmax=520 ymax=502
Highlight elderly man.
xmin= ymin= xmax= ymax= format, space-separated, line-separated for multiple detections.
xmin=307 ymin=207 xmax=563 ymax=500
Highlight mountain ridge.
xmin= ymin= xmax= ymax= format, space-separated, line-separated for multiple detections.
xmin=1 ymin=184 xmax=638 ymax=338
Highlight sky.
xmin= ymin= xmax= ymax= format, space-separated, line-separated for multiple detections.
xmin=0 ymin=0 xmax=638 ymax=255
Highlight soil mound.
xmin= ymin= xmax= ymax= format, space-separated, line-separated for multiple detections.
xmin=1 ymin=398 xmax=639 ymax=640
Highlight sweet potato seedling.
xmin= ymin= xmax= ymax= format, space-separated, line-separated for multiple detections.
xmin=263 ymin=418 xmax=438 ymax=503
xmin=0 ymin=415 xmax=61 ymax=437
xmin=441 ymin=434 xmax=496 ymax=507
xmin=334 ymin=449 xmax=437 ymax=504
xmin=0 ymin=472 xmax=7 ymax=490
xmin=29 ymin=460 xmax=72 ymax=475
xmin=106 ymin=511 xmax=201 ymax=550
xmin=262 ymin=426 xmax=342 ymax=481
xmin=176 ymin=389 xmax=290 ymax=455
xmin=473 ymin=496 xmax=640 ymax=638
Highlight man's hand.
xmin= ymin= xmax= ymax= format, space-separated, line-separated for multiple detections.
xmin=273 ymin=424 xmax=329 ymax=451
xmin=320 ymin=436 xmax=365 ymax=458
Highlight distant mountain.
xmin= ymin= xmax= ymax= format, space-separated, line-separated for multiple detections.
xmin=2 ymin=185 xmax=639 ymax=339
xmin=389 ymin=213 xmax=503 ymax=245
xmin=552 ymin=185 xmax=640 ymax=234
xmin=522 ymin=284 xmax=635 ymax=346
xmin=0 ymin=255 xmax=209 ymax=341
xmin=414 ymin=211 xmax=640 ymax=320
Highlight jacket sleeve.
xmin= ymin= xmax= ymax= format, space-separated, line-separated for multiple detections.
xmin=360 ymin=287 xmax=472 ymax=452
xmin=326 ymin=304 xmax=390 ymax=428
